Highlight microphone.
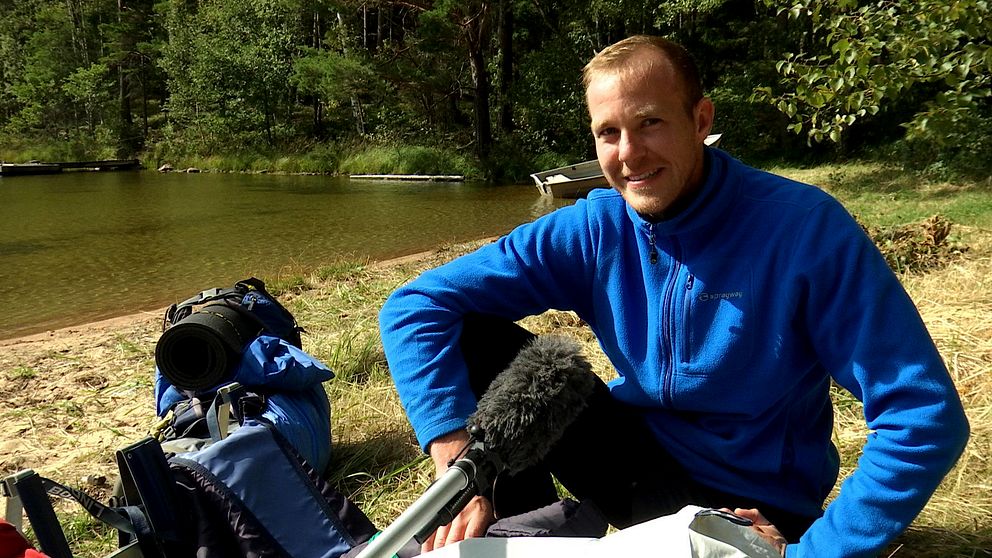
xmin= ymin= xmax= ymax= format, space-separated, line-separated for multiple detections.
xmin=356 ymin=335 xmax=597 ymax=558
xmin=466 ymin=334 xmax=598 ymax=474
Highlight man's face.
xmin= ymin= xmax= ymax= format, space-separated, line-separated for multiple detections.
xmin=586 ymin=54 xmax=713 ymax=218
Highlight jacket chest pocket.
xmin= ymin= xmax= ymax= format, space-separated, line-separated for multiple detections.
xmin=677 ymin=268 xmax=754 ymax=377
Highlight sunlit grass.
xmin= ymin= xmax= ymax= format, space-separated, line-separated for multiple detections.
xmin=338 ymin=145 xmax=480 ymax=178
xmin=128 ymin=142 xmax=482 ymax=178
xmin=773 ymin=162 xmax=992 ymax=231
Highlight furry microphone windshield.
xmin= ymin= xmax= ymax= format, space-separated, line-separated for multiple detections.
xmin=467 ymin=335 xmax=598 ymax=475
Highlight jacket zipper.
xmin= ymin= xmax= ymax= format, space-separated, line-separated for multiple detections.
xmin=647 ymin=225 xmax=659 ymax=265
xmin=661 ymin=238 xmax=682 ymax=407
xmin=682 ymin=274 xmax=694 ymax=364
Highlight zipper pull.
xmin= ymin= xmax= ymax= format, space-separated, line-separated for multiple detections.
xmin=648 ymin=226 xmax=658 ymax=265
xmin=686 ymin=274 xmax=694 ymax=290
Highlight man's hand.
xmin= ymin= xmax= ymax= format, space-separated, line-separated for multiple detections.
xmin=422 ymin=430 xmax=496 ymax=553
xmin=731 ymin=508 xmax=787 ymax=556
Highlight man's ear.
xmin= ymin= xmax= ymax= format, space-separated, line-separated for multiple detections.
xmin=694 ymin=97 xmax=715 ymax=140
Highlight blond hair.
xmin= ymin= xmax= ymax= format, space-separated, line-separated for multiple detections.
xmin=583 ymin=35 xmax=703 ymax=113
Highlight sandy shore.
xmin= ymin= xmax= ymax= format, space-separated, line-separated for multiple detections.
xmin=1 ymin=313 xmax=161 ymax=496
xmin=1 ymin=308 xmax=164 ymax=348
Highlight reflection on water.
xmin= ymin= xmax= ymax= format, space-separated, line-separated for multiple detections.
xmin=529 ymin=194 xmax=560 ymax=221
xmin=0 ymin=171 xmax=570 ymax=339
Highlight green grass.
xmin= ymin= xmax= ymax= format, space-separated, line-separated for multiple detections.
xmin=22 ymin=511 xmax=116 ymax=557
xmin=112 ymin=335 xmax=149 ymax=359
xmin=8 ymin=365 xmax=37 ymax=380
xmin=0 ymin=136 xmax=118 ymax=164
xmin=133 ymin=142 xmax=482 ymax=178
xmin=338 ymin=145 xmax=481 ymax=178
xmin=773 ymin=162 xmax=992 ymax=231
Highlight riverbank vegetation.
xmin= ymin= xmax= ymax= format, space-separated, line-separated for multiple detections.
xmin=156 ymin=143 xmax=484 ymax=178
xmin=2 ymin=163 xmax=990 ymax=556
xmin=1 ymin=1 xmax=989 ymax=181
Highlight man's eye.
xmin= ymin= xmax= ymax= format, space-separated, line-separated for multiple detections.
xmin=642 ymin=118 xmax=661 ymax=128
xmin=597 ymin=127 xmax=619 ymax=138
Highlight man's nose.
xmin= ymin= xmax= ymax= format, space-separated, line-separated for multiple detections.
xmin=618 ymin=130 xmax=643 ymax=164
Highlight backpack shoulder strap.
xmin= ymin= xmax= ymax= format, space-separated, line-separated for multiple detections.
xmin=2 ymin=466 xmax=173 ymax=558
xmin=2 ymin=470 xmax=72 ymax=558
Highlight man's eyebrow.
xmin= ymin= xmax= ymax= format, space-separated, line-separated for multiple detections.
xmin=590 ymin=103 xmax=662 ymax=131
xmin=590 ymin=118 xmax=612 ymax=131
xmin=634 ymin=104 xmax=662 ymax=118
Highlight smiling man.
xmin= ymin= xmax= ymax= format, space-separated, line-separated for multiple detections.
xmin=379 ymin=36 xmax=969 ymax=557
xmin=586 ymin=37 xmax=713 ymax=220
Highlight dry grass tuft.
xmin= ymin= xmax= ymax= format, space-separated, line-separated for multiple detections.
xmin=859 ymin=214 xmax=968 ymax=273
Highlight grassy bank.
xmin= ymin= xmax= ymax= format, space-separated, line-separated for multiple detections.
xmin=149 ymin=143 xmax=484 ymax=179
xmin=1 ymin=163 xmax=990 ymax=557
xmin=1 ymin=140 xmax=485 ymax=179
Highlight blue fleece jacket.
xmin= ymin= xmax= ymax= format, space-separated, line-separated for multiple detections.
xmin=378 ymin=148 xmax=969 ymax=557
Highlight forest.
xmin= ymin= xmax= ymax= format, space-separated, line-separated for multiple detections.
xmin=0 ymin=0 xmax=989 ymax=180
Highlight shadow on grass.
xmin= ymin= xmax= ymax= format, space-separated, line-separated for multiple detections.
xmin=325 ymin=430 xmax=423 ymax=491
xmin=884 ymin=525 xmax=992 ymax=557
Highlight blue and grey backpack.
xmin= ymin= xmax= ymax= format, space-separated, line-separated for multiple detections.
xmin=1 ymin=278 xmax=410 ymax=558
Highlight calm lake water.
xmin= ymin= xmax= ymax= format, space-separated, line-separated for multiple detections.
xmin=0 ymin=170 xmax=569 ymax=340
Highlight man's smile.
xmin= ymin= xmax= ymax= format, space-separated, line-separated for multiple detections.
xmin=625 ymin=168 xmax=661 ymax=182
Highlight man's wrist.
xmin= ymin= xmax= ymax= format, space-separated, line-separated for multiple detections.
xmin=428 ymin=430 xmax=472 ymax=472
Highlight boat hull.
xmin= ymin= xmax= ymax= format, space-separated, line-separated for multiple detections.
xmin=530 ymin=160 xmax=608 ymax=199
xmin=540 ymin=176 xmax=610 ymax=198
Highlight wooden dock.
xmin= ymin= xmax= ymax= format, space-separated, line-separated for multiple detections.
xmin=348 ymin=174 xmax=464 ymax=182
xmin=0 ymin=159 xmax=141 ymax=177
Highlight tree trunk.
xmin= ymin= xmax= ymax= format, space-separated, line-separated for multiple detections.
xmin=118 ymin=1 xmax=134 ymax=140
xmin=464 ymin=10 xmax=492 ymax=158
xmin=314 ymin=6 xmax=321 ymax=48
xmin=141 ymin=77 xmax=149 ymax=137
xmin=351 ymin=97 xmax=366 ymax=135
xmin=498 ymin=0 xmax=513 ymax=134
xmin=65 ymin=0 xmax=89 ymax=66
xmin=338 ymin=12 xmax=366 ymax=135
xmin=377 ymin=4 xmax=385 ymax=48
xmin=119 ymin=67 xmax=132 ymax=125
xmin=312 ymin=95 xmax=322 ymax=136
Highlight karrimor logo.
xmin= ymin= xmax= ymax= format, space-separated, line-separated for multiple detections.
xmin=698 ymin=291 xmax=744 ymax=302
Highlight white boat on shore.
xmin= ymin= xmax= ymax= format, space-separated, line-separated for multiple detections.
xmin=530 ymin=133 xmax=723 ymax=198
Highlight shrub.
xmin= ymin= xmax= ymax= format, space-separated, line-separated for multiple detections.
xmin=338 ymin=144 xmax=480 ymax=177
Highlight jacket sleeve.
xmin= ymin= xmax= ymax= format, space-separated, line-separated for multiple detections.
xmin=786 ymin=200 xmax=969 ymax=558
xmin=378 ymin=204 xmax=599 ymax=450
